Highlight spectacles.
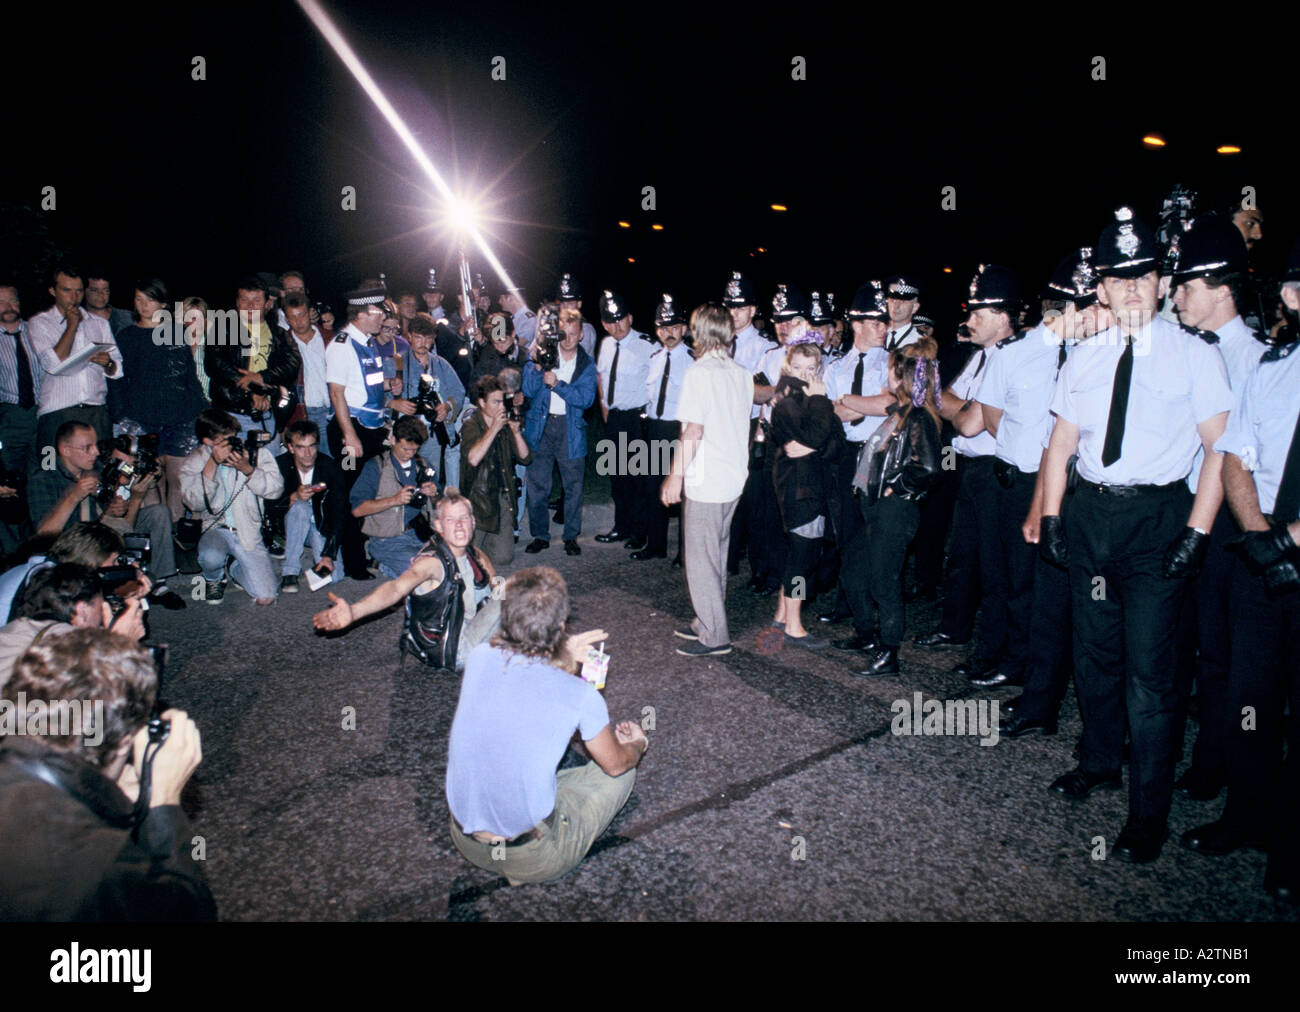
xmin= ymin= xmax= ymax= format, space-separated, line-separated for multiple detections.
xmin=69 ymin=443 xmax=98 ymax=453
xmin=380 ymin=325 xmax=400 ymax=333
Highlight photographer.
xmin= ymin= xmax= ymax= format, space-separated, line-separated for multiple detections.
xmin=349 ymin=415 xmax=439 ymax=579
xmin=446 ymin=566 xmax=647 ymax=886
xmin=392 ymin=314 xmax=464 ymax=488
xmin=0 ymin=563 xmax=145 ymax=689
xmin=205 ymin=274 xmax=301 ymax=457
xmin=460 ymin=375 xmax=532 ymax=567
xmin=268 ymin=419 xmax=346 ymax=593
xmin=0 ymin=522 xmax=130 ymax=623
xmin=314 ymin=490 xmax=500 ymax=672
xmin=180 ymin=408 xmax=285 ymax=605
xmin=27 ymin=422 xmax=184 ymax=606
xmin=0 ymin=628 xmax=215 ymax=921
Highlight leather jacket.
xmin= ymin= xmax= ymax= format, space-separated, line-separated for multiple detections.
xmin=858 ymin=406 xmax=942 ymax=505
xmin=267 ymin=450 xmax=348 ymax=561
xmin=205 ymin=315 xmax=302 ymax=424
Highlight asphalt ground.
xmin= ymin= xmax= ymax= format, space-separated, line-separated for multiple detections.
xmin=146 ymin=493 xmax=1300 ymax=923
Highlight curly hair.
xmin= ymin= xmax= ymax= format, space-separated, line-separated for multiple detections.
xmin=490 ymin=566 xmax=569 ymax=663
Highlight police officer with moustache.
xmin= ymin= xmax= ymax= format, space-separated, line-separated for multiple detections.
xmin=914 ymin=266 xmax=1017 ymax=686
xmin=749 ymin=285 xmax=812 ymax=596
xmin=634 ymin=294 xmax=693 ymax=562
xmin=1187 ymin=239 xmax=1300 ymax=902
xmin=325 ymin=286 xmax=391 ymax=579
xmin=883 ymin=275 xmax=925 ymax=351
xmin=594 ymin=290 xmax=653 ymax=550
xmin=1039 ymin=207 xmax=1232 ymax=864
xmin=722 ymin=272 xmax=776 ymax=577
xmin=1167 ymin=215 xmax=1267 ymax=801
xmin=827 ymin=281 xmax=896 ymax=648
xmin=987 ymin=251 xmax=1102 ymax=733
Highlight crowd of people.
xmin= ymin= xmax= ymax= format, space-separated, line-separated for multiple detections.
xmin=1 ymin=189 xmax=1298 ymax=914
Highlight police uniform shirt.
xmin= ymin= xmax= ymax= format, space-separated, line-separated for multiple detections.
xmin=645 ymin=342 xmax=693 ymax=421
xmin=513 ymin=307 xmax=537 ymax=349
xmin=733 ymin=325 xmax=776 ymax=419
xmin=756 ymin=343 xmax=791 ymax=424
xmin=596 ymin=330 xmax=653 ymax=411
xmin=885 ymin=323 xmax=921 ymax=352
xmin=824 ymin=344 xmax=890 ymax=443
xmin=950 ymin=343 xmax=1000 ymax=458
xmin=1051 ymin=315 xmax=1232 ymax=487
xmin=977 ymin=323 xmax=1062 ymax=473
xmin=325 ymin=323 xmax=386 ymax=420
xmin=1185 ymin=315 xmax=1267 ymax=492
xmin=580 ymin=321 xmax=597 ymax=360
xmin=1215 ymin=340 xmax=1300 ymax=514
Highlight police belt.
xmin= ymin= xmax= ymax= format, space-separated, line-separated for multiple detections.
xmin=993 ymin=458 xmax=1038 ymax=488
xmin=466 ymin=809 xmax=556 ymax=847
xmin=1078 ymin=477 xmax=1186 ymax=498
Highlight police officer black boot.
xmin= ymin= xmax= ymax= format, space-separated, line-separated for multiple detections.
xmin=855 ymin=646 xmax=899 ymax=677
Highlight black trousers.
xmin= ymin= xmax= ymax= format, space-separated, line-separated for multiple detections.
xmin=729 ymin=421 xmax=766 ymax=575
xmin=1068 ymin=482 xmax=1191 ymax=821
xmin=908 ymin=451 xmax=959 ymax=591
xmin=1222 ymin=557 xmax=1300 ymax=845
xmin=937 ymin=455 xmax=1006 ymax=662
xmin=855 ymin=493 xmax=920 ymax=648
xmin=1013 ymin=511 xmax=1074 ymax=723
xmin=825 ymin=444 xmax=867 ymax=613
xmin=605 ymin=407 xmax=646 ymax=539
xmin=994 ymin=467 xmax=1039 ymax=683
xmin=327 ymin=415 xmax=389 ymax=578
xmin=1173 ymin=503 xmax=1237 ymax=774
xmin=641 ymin=417 xmax=680 ymax=555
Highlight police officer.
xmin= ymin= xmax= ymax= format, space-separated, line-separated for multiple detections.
xmin=809 ymin=291 xmax=839 ymax=352
xmin=1168 ymin=215 xmax=1267 ymax=801
xmin=988 ymin=250 xmax=1100 ymax=733
xmin=595 ymin=290 xmax=652 ymax=549
xmin=914 ymin=266 xmax=1017 ymax=686
xmin=1039 ymin=207 xmax=1232 ymax=864
xmin=827 ymin=281 xmax=895 ymax=647
xmin=724 ymin=271 xmax=777 ymax=577
xmin=556 ymin=273 xmax=598 ymax=360
xmin=1187 ymin=241 xmax=1300 ymax=902
xmin=884 ymin=275 xmax=925 ymax=351
xmin=634 ymin=293 xmax=693 ymax=561
xmin=420 ymin=268 xmax=447 ymax=321
xmin=325 ymin=286 xmax=393 ymax=579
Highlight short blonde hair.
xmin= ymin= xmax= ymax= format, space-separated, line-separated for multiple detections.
xmin=782 ymin=343 xmax=822 ymax=375
xmin=689 ymin=303 xmax=732 ymax=354
xmin=559 ymin=307 xmax=582 ymax=326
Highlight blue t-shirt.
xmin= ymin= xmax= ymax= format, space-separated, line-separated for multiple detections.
xmin=0 ymin=557 xmax=49 ymax=623
xmin=446 ymin=643 xmax=609 ymax=838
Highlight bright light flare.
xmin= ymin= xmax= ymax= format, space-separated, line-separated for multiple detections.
xmin=771 ymin=204 xmax=788 ymax=212
xmin=297 ymin=0 xmax=516 ymax=290
xmin=651 ymin=224 xmax=664 ymax=231
xmin=1142 ymin=134 xmax=1166 ymax=147
xmin=1217 ymin=145 xmax=1241 ymax=154
xmin=617 ymin=221 xmax=631 ymax=228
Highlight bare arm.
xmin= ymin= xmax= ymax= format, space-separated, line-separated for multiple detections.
xmin=1222 ymin=452 xmax=1269 ymax=533
xmin=1041 ymin=416 xmax=1079 ymax=517
xmin=839 ymin=391 xmax=893 ymax=417
xmin=584 ymin=722 xmax=646 ymax=778
xmin=953 ymin=399 xmax=987 ymax=438
xmin=313 ymin=555 xmax=441 ymax=631
xmin=1187 ymin=414 xmax=1228 ymax=532
xmin=980 ymin=403 xmax=1003 ymax=439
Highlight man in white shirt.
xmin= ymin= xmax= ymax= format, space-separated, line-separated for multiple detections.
xmin=594 ymin=290 xmax=653 ymax=549
xmin=283 ymin=291 xmax=330 ymax=434
xmin=27 ymin=266 xmax=123 ymax=452
xmin=884 ymin=275 xmax=925 ymax=351
xmin=662 ymin=304 xmax=754 ymax=657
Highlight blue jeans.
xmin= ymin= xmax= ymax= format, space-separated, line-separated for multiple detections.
xmin=198 ymin=526 xmax=279 ymax=600
xmin=305 ymin=405 xmax=332 ymax=439
xmin=283 ymin=500 xmax=343 ymax=583
xmin=515 ymin=462 xmax=527 ymax=536
xmin=367 ymin=529 xmax=425 ymax=579
xmin=227 ymin=410 xmax=281 ymax=458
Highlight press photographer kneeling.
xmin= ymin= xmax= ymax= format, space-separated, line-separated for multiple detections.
xmin=349 ymin=415 xmax=440 ymax=579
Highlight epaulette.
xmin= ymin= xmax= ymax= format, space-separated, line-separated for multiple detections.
xmin=333 ymin=331 xmax=347 ymax=342
xmin=1261 ymin=341 xmax=1300 ymax=363
xmin=1178 ymin=320 xmax=1218 ymax=345
xmin=996 ymin=330 xmax=1028 ymax=349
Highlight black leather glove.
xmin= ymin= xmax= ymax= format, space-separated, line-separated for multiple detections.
xmin=1039 ymin=514 xmax=1068 ymax=569
xmin=1162 ymin=527 xmax=1210 ymax=579
xmin=1227 ymin=525 xmax=1300 ymax=597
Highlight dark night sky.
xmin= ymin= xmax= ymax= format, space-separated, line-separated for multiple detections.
xmin=6 ymin=0 xmax=1293 ymax=332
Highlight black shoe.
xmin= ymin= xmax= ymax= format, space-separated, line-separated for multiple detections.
xmin=203 ymin=579 xmax=226 ymax=604
xmin=913 ymin=631 xmax=967 ymax=650
xmin=149 ymin=585 xmax=188 ymax=610
xmin=630 ymin=548 xmax=666 ymax=560
xmin=1002 ymin=695 xmax=1022 ymax=716
xmin=676 ymin=640 xmax=732 ymax=657
xmin=672 ymin=554 xmax=683 ymax=567
xmin=1264 ymin=850 xmax=1300 ymax=905
xmin=784 ymin=632 xmax=829 ymax=650
xmin=525 ymin=539 xmax=550 ymax=554
xmin=855 ymin=647 xmax=900 ymax=677
xmin=594 ymin=530 xmax=626 ymax=544
xmin=280 ymin=574 xmax=299 ymax=594
xmin=1002 ymin=712 xmax=1058 ymax=738
xmin=818 ymin=607 xmax=854 ymax=624
xmin=553 ymin=511 xmax=564 ymax=525
xmin=1174 ymin=766 xmax=1227 ymax=802
xmin=1113 ymin=815 xmax=1169 ymax=864
xmin=968 ymin=670 xmax=1022 ymax=688
xmin=1180 ymin=819 xmax=1267 ymax=857
xmin=624 ymin=536 xmax=648 ymax=551
xmin=954 ymin=657 xmax=998 ymax=679
xmin=833 ymin=633 xmax=878 ymax=652
xmin=1048 ymin=768 xmax=1122 ymax=800
xmin=564 ymin=539 xmax=581 ymax=556
xmin=751 ymin=583 xmax=777 ymax=598
xmin=349 ymin=569 xmax=375 ymax=581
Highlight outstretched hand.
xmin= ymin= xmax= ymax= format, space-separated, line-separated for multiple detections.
xmin=313 ymin=592 xmax=354 ymax=631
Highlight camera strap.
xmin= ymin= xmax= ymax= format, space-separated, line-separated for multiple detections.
xmin=199 ymin=463 xmax=252 ymax=538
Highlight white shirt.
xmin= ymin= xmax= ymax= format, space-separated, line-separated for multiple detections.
xmin=676 ymin=350 xmax=753 ymax=503
xmin=580 ymin=321 xmax=597 ymax=360
xmin=977 ymin=324 xmax=1063 ymax=473
xmin=732 ymin=324 xmax=777 ymax=420
xmin=644 ymin=343 xmax=693 ymax=421
xmin=1186 ymin=315 xmax=1267 ymax=492
xmin=756 ymin=344 xmax=790 ymax=425
xmin=950 ymin=343 xmax=999 ymax=458
xmin=885 ymin=323 xmax=921 ymax=351
xmin=824 ymin=344 xmax=890 ymax=442
xmin=549 ymin=350 xmax=578 ymax=415
xmin=596 ymin=331 xmax=653 ymax=411
xmin=1051 ymin=315 xmax=1232 ymax=487
xmin=27 ymin=306 xmax=123 ymax=415
xmin=1216 ymin=341 xmax=1300 ymax=515
xmin=297 ymin=465 xmax=315 ymax=486
xmin=293 ymin=326 xmax=330 ymax=407
xmin=324 ymin=324 xmax=379 ymax=411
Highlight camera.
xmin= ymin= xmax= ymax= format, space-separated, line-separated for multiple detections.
xmin=226 ymin=430 xmax=273 ymax=467
xmin=407 ymin=463 xmax=437 ymax=511
xmin=245 ymin=381 xmax=291 ymax=421
xmin=99 ymin=563 xmax=147 ymax=620
xmin=396 ymin=374 xmax=452 ymax=447
xmin=532 ymin=302 xmax=561 ymax=372
xmin=96 ymin=434 xmax=161 ymax=507
xmin=505 ymin=398 xmax=525 ymax=424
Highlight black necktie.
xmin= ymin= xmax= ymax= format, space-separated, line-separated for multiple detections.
xmin=607 ymin=341 xmax=620 ymax=407
xmin=852 ymin=352 xmax=865 ymax=396
xmin=887 ymin=331 xmax=897 ymax=351
xmin=1101 ymin=336 xmax=1134 ymax=468
xmin=972 ymin=349 xmax=987 ymax=379
xmin=656 ymin=352 xmax=671 ymax=417
xmin=1271 ymin=410 xmax=1300 ymax=524
xmin=6 ymin=331 xmax=34 ymax=409
xmin=1056 ymin=340 xmax=1067 ymax=372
